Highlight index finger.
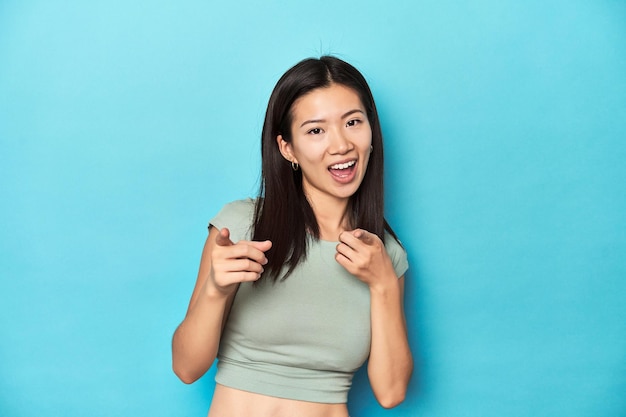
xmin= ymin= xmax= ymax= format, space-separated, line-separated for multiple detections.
xmin=215 ymin=227 xmax=234 ymax=247
xmin=339 ymin=230 xmax=363 ymax=249
xmin=351 ymin=229 xmax=374 ymax=243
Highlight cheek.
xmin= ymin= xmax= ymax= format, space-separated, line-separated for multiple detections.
xmin=360 ymin=134 xmax=373 ymax=169
xmin=359 ymin=132 xmax=373 ymax=154
xmin=362 ymin=151 xmax=372 ymax=173
xmin=293 ymin=142 xmax=326 ymax=164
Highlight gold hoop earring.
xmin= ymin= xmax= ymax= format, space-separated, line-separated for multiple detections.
xmin=291 ymin=161 xmax=299 ymax=171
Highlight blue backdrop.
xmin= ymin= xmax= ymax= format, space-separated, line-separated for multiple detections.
xmin=1 ymin=1 xmax=625 ymax=416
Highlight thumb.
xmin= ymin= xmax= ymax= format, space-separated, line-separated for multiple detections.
xmin=215 ymin=227 xmax=234 ymax=246
xmin=249 ymin=239 xmax=273 ymax=252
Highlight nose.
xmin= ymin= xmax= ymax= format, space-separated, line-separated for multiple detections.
xmin=328 ymin=127 xmax=352 ymax=155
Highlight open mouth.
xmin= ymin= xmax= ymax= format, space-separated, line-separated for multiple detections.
xmin=328 ymin=159 xmax=357 ymax=181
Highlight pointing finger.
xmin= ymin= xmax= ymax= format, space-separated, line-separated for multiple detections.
xmin=215 ymin=227 xmax=234 ymax=247
xmin=352 ymin=229 xmax=374 ymax=244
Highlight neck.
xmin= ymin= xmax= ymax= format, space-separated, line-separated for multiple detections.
xmin=305 ymin=192 xmax=351 ymax=241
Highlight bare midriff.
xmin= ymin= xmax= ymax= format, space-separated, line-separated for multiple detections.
xmin=207 ymin=384 xmax=350 ymax=417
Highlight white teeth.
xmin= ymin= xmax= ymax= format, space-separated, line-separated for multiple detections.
xmin=330 ymin=160 xmax=356 ymax=170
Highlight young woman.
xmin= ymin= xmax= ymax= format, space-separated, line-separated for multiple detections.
xmin=172 ymin=56 xmax=412 ymax=417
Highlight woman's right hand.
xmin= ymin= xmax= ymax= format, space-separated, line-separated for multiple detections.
xmin=172 ymin=226 xmax=271 ymax=383
xmin=207 ymin=227 xmax=272 ymax=296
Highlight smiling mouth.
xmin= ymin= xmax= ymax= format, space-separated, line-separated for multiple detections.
xmin=328 ymin=159 xmax=357 ymax=181
xmin=329 ymin=160 xmax=356 ymax=170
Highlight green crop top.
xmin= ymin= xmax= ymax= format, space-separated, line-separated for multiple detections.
xmin=209 ymin=199 xmax=409 ymax=404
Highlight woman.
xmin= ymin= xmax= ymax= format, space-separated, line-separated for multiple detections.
xmin=172 ymin=56 xmax=412 ymax=417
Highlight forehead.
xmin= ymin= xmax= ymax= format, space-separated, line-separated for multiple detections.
xmin=290 ymin=84 xmax=365 ymax=120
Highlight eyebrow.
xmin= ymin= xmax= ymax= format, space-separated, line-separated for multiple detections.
xmin=299 ymin=109 xmax=365 ymax=128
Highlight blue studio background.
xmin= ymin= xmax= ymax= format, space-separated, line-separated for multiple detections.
xmin=1 ymin=1 xmax=625 ymax=416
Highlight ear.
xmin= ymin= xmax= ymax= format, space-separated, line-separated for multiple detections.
xmin=276 ymin=135 xmax=298 ymax=164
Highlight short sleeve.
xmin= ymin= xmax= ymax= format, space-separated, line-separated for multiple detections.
xmin=209 ymin=198 xmax=256 ymax=243
xmin=384 ymin=232 xmax=409 ymax=278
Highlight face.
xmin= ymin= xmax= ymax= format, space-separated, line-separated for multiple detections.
xmin=277 ymin=84 xmax=373 ymax=205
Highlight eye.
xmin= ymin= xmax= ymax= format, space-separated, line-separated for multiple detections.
xmin=307 ymin=127 xmax=323 ymax=135
xmin=346 ymin=119 xmax=361 ymax=127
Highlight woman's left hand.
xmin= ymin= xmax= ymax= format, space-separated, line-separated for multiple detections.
xmin=335 ymin=229 xmax=397 ymax=288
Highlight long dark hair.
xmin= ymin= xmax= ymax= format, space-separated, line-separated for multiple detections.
xmin=253 ymin=56 xmax=398 ymax=281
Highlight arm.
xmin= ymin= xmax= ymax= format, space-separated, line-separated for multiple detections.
xmin=367 ymin=275 xmax=412 ymax=408
xmin=171 ymin=227 xmax=271 ymax=384
xmin=336 ymin=230 xmax=413 ymax=408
